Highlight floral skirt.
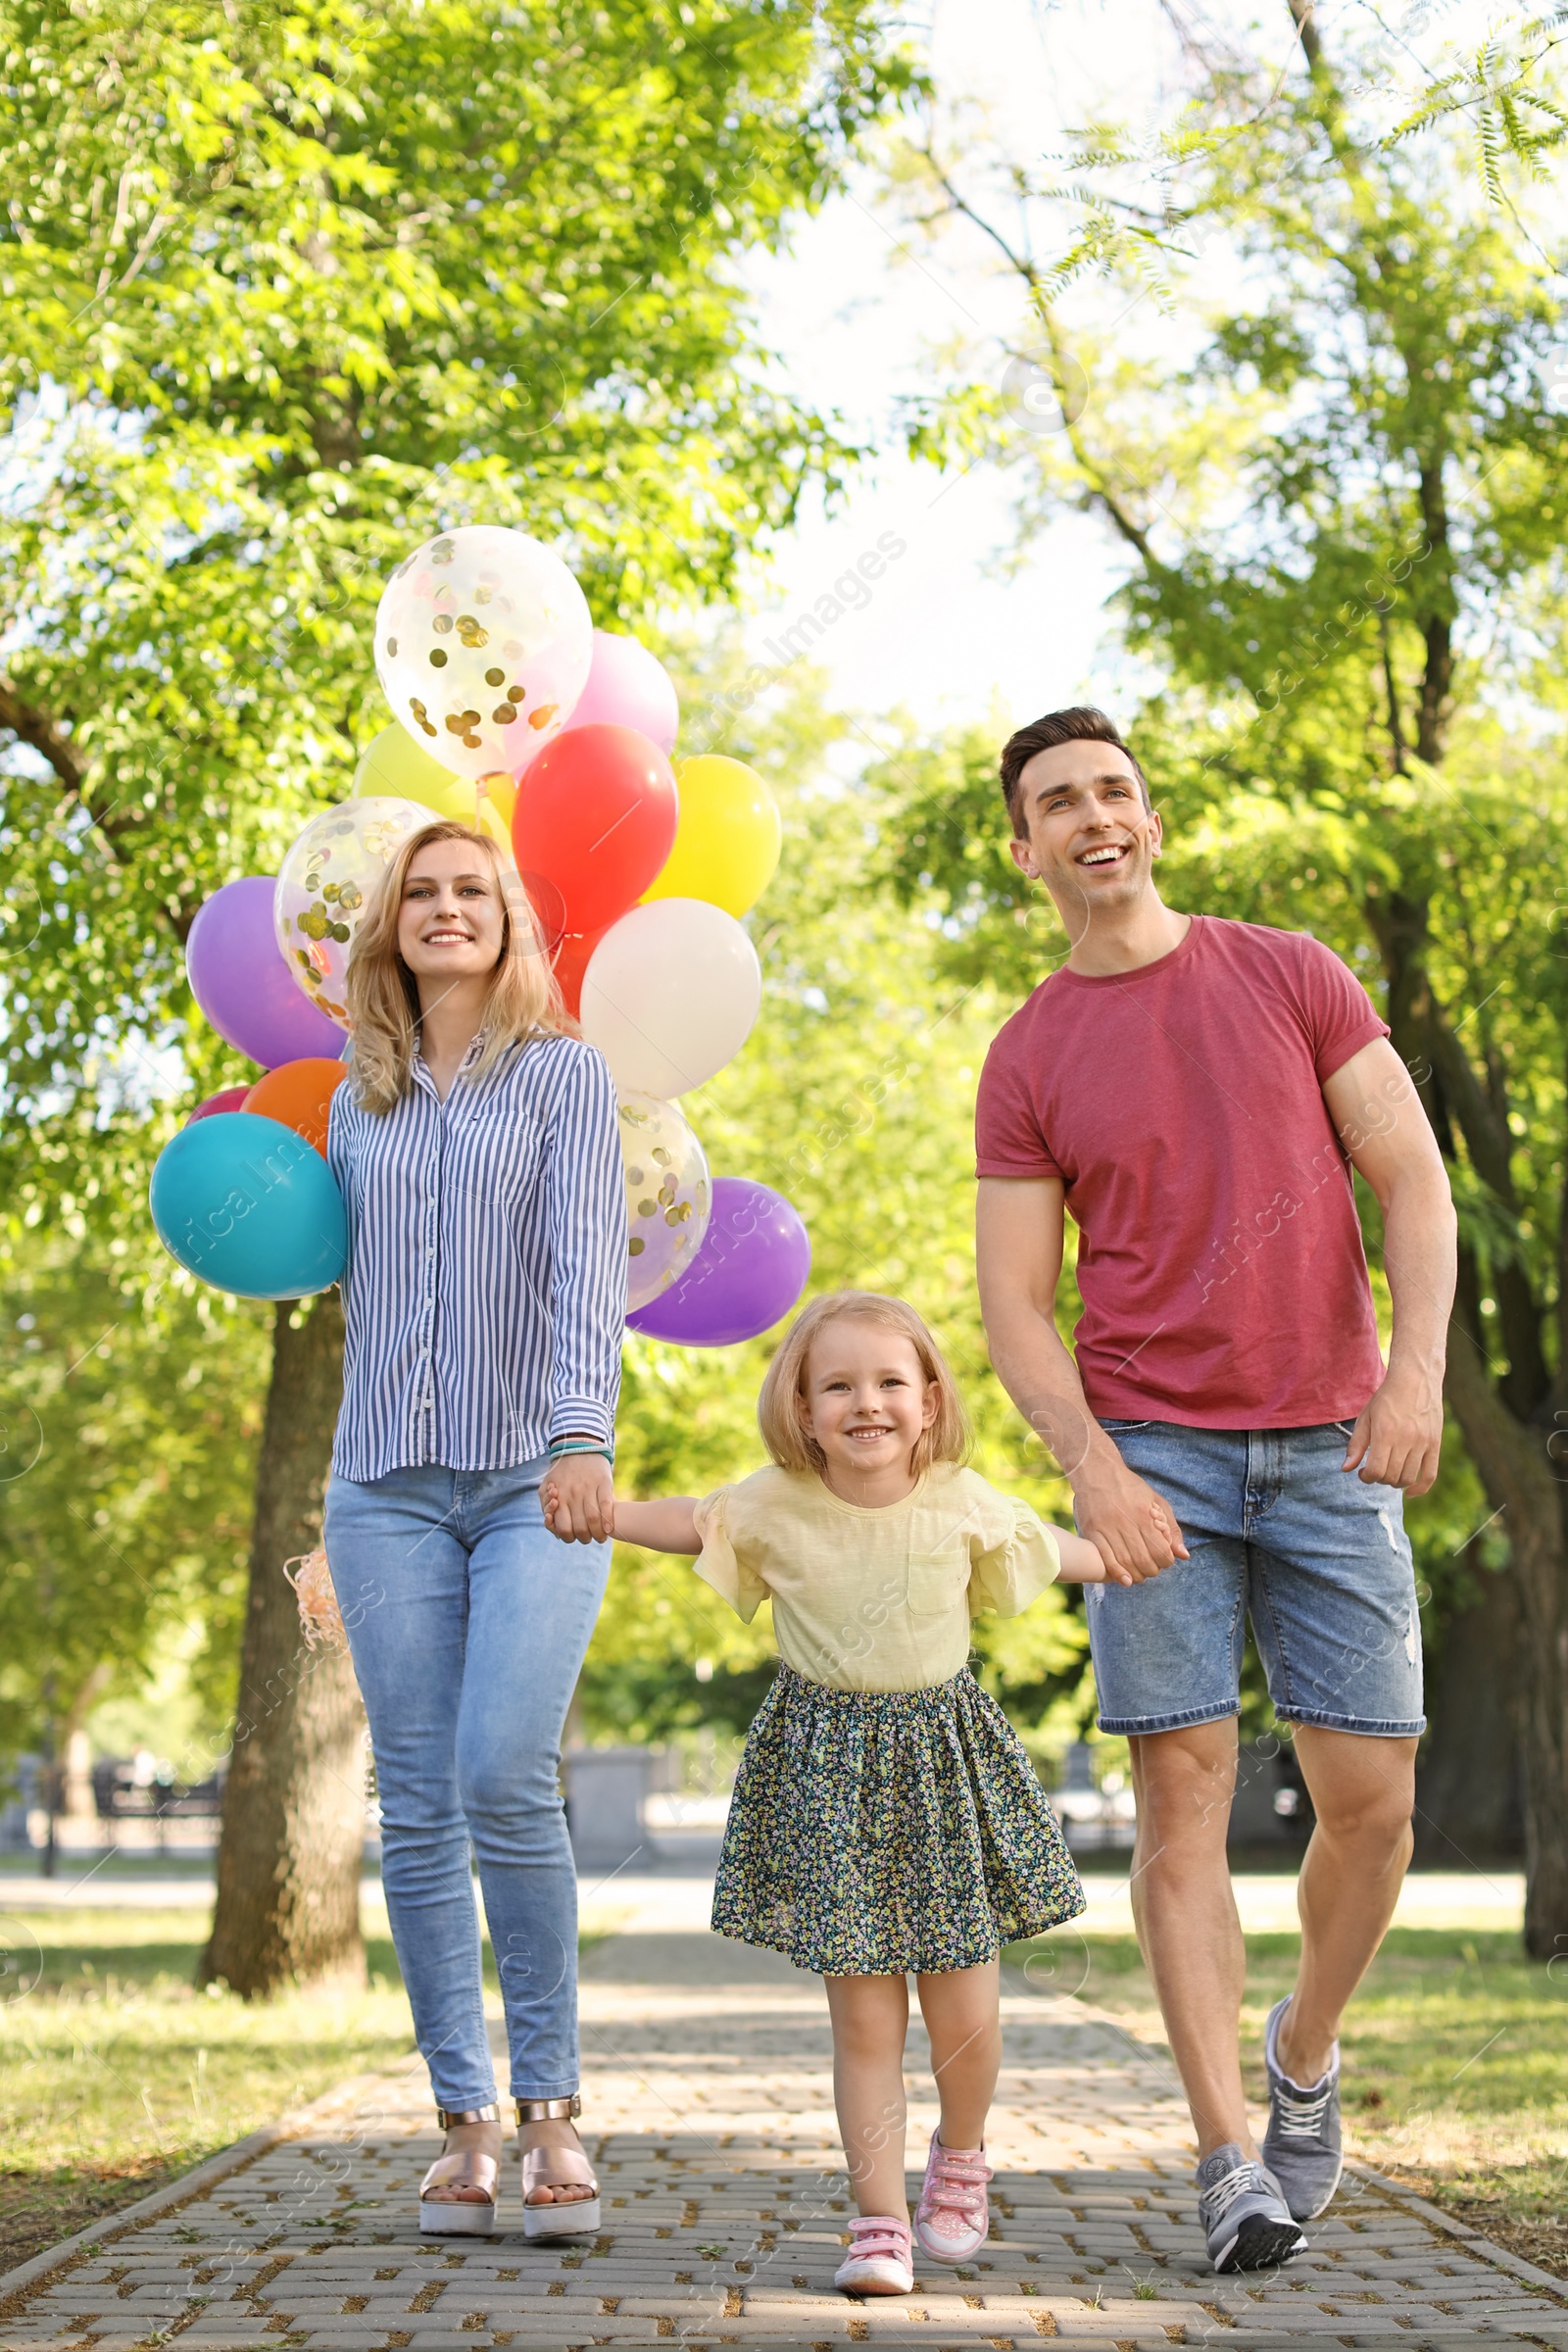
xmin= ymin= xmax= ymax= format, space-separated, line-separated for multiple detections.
xmin=710 ymin=1662 xmax=1085 ymax=1976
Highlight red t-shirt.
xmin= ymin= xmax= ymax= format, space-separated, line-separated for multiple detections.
xmin=974 ymin=915 xmax=1389 ymax=1428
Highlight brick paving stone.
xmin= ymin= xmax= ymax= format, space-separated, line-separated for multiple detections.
xmin=3 ymin=1922 xmax=1565 ymax=2351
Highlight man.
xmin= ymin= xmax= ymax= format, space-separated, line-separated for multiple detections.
xmin=974 ymin=708 xmax=1455 ymax=2275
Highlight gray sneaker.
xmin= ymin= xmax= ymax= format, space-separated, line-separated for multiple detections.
xmin=1196 ymin=2143 xmax=1308 ymax=2273
xmin=1262 ymin=1995 xmax=1343 ymax=2220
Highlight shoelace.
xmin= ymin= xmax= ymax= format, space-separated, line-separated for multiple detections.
xmin=919 ymin=2145 xmax=992 ymax=2224
xmin=1274 ymin=2081 xmax=1334 ymax=2137
xmin=1200 ymin=2159 xmax=1267 ymax=2221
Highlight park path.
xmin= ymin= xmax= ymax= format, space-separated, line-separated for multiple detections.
xmin=3 ymin=1906 xmax=1567 ymax=2352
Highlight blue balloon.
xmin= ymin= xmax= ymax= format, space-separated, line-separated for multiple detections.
xmin=150 ymin=1111 xmax=347 ymax=1299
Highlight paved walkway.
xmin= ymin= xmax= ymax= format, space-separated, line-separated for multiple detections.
xmin=3 ymin=1912 xmax=1566 ymax=2352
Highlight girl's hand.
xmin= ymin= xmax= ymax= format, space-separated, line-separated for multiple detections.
xmin=542 ymin=1455 xmax=614 ymax=1544
xmin=1054 ymin=1528 xmax=1137 ymax=1588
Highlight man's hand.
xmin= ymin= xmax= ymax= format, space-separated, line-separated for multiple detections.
xmin=1342 ymin=1364 xmax=1443 ymax=1494
xmin=542 ymin=1454 xmax=614 ymax=1543
xmin=1072 ymin=1448 xmax=1190 ymax=1584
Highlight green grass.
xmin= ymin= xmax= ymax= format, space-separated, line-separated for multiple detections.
xmin=0 ymin=1907 xmax=426 ymax=2276
xmin=1008 ymin=1924 xmax=1568 ymax=2271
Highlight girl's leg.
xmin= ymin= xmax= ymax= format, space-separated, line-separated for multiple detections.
xmin=457 ymin=1465 xmax=611 ymax=2200
xmin=824 ymin=1974 xmax=912 ymax=2219
xmin=915 ymin=1960 xmax=1003 ymax=2148
xmin=327 ymin=1469 xmax=501 ymax=2189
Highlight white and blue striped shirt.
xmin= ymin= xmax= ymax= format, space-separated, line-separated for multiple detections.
xmin=327 ymin=1032 xmax=625 ymax=1482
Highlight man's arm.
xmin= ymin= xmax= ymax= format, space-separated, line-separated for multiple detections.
xmin=976 ymin=1175 xmax=1188 ymax=1581
xmin=1321 ymin=1036 xmax=1457 ymax=1494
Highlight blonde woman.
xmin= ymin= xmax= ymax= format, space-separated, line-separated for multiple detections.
xmin=323 ymin=821 xmax=623 ymax=2240
xmin=545 ymin=1291 xmax=1128 ymax=2296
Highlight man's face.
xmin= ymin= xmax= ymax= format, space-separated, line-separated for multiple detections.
xmin=1006 ymin=740 xmax=1162 ymax=916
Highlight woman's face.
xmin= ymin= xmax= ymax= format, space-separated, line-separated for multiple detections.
xmin=397 ymin=838 xmax=507 ymax=989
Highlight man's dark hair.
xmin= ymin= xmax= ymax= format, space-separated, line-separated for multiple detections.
xmin=999 ymin=707 xmax=1152 ymax=837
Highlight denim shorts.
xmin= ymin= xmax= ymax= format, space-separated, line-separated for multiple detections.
xmin=1083 ymin=1419 xmax=1425 ymax=1739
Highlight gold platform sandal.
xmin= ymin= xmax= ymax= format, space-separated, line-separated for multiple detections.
xmin=516 ymin=2094 xmax=601 ymax=2240
xmin=418 ymin=2103 xmax=502 ymax=2236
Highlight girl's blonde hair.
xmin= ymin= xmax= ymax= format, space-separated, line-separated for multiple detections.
xmin=758 ymin=1291 xmax=972 ymax=1476
xmin=344 ymin=820 xmax=568 ymax=1113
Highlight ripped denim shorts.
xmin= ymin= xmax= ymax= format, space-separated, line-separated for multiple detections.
xmin=1082 ymin=1419 xmax=1425 ymax=1738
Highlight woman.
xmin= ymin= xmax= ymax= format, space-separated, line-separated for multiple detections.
xmin=323 ymin=818 xmax=625 ymax=2238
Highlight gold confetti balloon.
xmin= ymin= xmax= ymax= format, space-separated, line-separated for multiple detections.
xmin=616 ymin=1091 xmax=711 ymax=1312
xmin=272 ymin=796 xmax=431 ymax=1027
xmin=373 ymin=525 xmax=594 ymax=782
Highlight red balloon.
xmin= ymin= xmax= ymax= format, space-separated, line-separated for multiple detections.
xmin=552 ymin=923 xmax=612 ymax=1019
xmin=187 ymin=1086 xmax=252 ymax=1124
xmin=512 ymin=723 xmax=678 ymax=936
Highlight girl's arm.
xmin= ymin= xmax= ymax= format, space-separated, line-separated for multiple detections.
xmin=1054 ymin=1527 xmax=1136 ymax=1587
xmin=614 ymin=1497 xmax=702 ymax=1553
xmin=541 ymin=1480 xmax=702 ymax=1552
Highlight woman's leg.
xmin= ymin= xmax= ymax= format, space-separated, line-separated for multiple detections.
xmin=456 ymin=1464 xmax=611 ymax=2199
xmin=326 ymin=1469 xmax=500 ymax=2187
xmin=824 ymin=1974 xmax=911 ymax=2218
xmin=915 ymin=1961 xmax=1002 ymax=2148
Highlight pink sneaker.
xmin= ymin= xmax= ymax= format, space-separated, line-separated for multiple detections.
xmin=913 ymin=2131 xmax=993 ymax=2265
xmin=834 ymin=2214 xmax=914 ymax=2295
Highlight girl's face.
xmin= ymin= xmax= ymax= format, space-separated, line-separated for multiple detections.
xmin=799 ymin=1320 xmax=940 ymax=1483
xmin=397 ymin=838 xmax=506 ymax=986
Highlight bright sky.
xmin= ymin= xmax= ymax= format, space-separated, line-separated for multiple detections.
xmin=742 ymin=0 xmax=1520 ymax=740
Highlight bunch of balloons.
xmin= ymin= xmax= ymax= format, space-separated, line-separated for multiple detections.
xmin=150 ymin=523 xmax=811 ymax=1347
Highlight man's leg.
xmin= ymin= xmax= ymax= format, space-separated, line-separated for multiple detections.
xmin=1275 ymin=1727 xmax=1417 ymax=2084
xmin=1127 ymin=1719 xmax=1254 ymax=2159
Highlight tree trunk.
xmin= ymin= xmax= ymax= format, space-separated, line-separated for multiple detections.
xmin=1413 ymin=1554 xmax=1522 ymax=1866
xmin=1444 ymin=1340 xmax=1568 ymax=1957
xmin=200 ymin=1291 xmax=366 ymax=1996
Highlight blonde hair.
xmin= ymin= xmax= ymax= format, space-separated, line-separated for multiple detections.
xmin=344 ymin=820 xmax=568 ymax=1113
xmin=758 ymin=1291 xmax=972 ymax=1476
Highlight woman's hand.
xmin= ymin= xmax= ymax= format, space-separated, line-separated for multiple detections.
xmin=542 ymin=1454 xmax=614 ymax=1544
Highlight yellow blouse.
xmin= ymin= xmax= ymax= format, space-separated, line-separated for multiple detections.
xmin=691 ymin=1462 xmax=1062 ymax=1693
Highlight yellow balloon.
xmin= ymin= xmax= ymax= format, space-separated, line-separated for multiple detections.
xmin=353 ymin=722 xmax=461 ymax=808
xmin=352 ymin=726 xmax=513 ymax=859
xmin=642 ymin=755 xmax=782 ymax=916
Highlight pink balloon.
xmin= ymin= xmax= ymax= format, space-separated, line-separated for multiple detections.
xmin=559 ymin=631 xmax=678 ymax=755
xmin=187 ymin=1086 xmax=252 ymax=1123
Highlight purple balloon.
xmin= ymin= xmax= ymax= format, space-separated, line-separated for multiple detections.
xmin=186 ymin=877 xmax=345 ymax=1069
xmin=626 ymin=1177 xmax=810 ymax=1347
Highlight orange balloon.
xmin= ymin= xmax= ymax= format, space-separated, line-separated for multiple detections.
xmin=244 ymin=1057 xmax=347 ymax=1157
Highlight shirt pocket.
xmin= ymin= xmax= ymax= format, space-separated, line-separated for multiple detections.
xmin=906 ymin=1558 xmax=964 ymax=1617
xmin=452 ymin=1105 xmax=542 ymax=1217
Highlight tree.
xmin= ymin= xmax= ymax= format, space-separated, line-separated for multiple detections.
xmin=0 ymin=0 xmax=914 ymax=1989
xmin=886 ymin=14 xmax=1568 ymax=1944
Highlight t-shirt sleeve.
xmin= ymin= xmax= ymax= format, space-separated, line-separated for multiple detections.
xmin=966 ymin=1485 xmax=1062 ymax=1617
xmin=691 ymin=1487 xmax=769 ymax=1624
xmin=975 ymin=1013 xmax=1063 ymax=1179
xmin=1298 ymin=935 xmax=1389 ymax=1083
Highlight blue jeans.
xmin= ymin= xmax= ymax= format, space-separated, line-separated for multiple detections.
xmin=1084 ymin=1420 xmax=1426 ymax=1739
xmin=324 ymin=1461 xmax=611 ymax=2108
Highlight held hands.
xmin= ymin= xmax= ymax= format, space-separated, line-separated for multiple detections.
xmin=1071 ymin=1447 xmax=1189 ymax=1585
xmin=1342 ymin=1363 xmax=1444 ymax=1494
xmin=542 ymin=1455 xmax=614 ymax=1544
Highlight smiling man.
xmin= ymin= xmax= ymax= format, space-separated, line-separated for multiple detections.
xmin=972 ymin=708 xmax=1457 ymax=2275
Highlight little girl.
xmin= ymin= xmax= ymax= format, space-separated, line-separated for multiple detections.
xmin=544 ymin=1289 xmax=1127 ymax=2296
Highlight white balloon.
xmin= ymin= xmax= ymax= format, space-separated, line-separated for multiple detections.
xmin=374 ymin=525 xmax=593 ymax=781
xmin=616 ymin=1091 xmax=710 ymax=1309
xmin=581 ymin=899 xmax=761 ymax=1098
